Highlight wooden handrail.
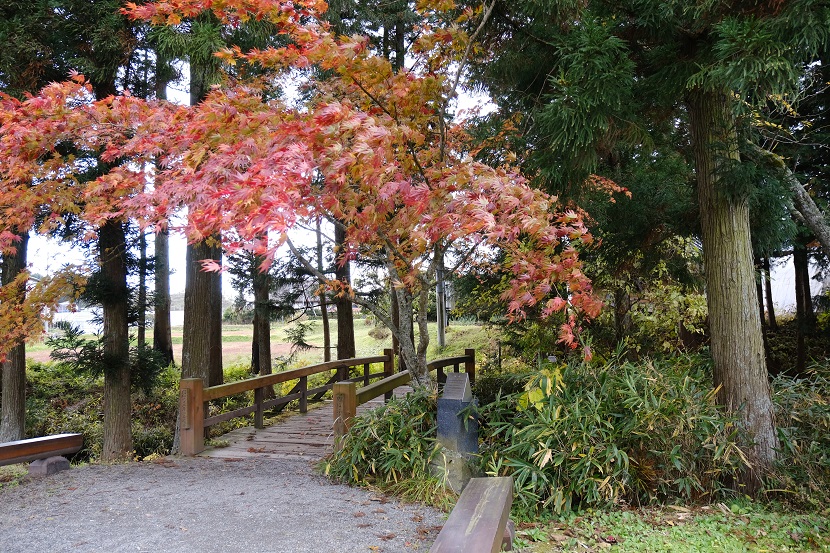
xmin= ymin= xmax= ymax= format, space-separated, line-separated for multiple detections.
xmin=203 ymin=354 xmax=388 ymax=401
xmin=178 ymin=349 xmax=394 ymax=456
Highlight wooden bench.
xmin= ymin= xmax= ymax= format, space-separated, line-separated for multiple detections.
xmin=0 ymin=434 xmax=83 ymax=474
xmin=430 ymin=476 xmax=515 ymax=553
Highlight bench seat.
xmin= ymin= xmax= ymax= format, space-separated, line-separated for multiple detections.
xmin=0 ymin=433 xmax=83 ymax=466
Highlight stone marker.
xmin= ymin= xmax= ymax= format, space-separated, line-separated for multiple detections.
xmin=29 ymin=456 xmax=70 ymax=477
xmin=437 ymin=372 xmax=478 ymax=453
xmin=434 ymin=372 xmax=479 ymax=492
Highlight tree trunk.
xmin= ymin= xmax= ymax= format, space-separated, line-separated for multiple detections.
xmin=251 ymin=312 xmax=260 ymax=374
xmin=794 ymin=245 xmax=808 ymax=374
xmin=436 ymin=246 xmax=447 ymax=348
xmin=182 ymin=242 xmax=213 ymax=383
xmin=391 ymin=282 xmax=402 ymax=372
xmin=763 ymin=257 xmax=777 ymax=331
xmin=138 ymin=229 xmax=147 ymax=348
xmin=393 ymin=284 xmax=431 ymax=387
xmin=755 ymin=259 xmax=770 ymax=362
xmin=153 ymin=228 xmax=174 ymax=366
xmin=208 ymin=240 xmax=223 ymax=386
xmin=334 ymin=225 xmax=355 ymax=360
xmin=794 ymin=239 xmax=816 ymax=329
xmin=316 ymin=218 xmax=331 ymax=362
xmin=99 ymin=220 xmax=132 ymax=461
xmin=613 ymin=287 xmax=632 ymax=345
xmin=151 ymin=57 xmax=174 ymax=366
xmin=752 ymin=143 xmax=830 ymax=260
xmin=688 ymin=88 xmax=776 ymax=491
xmin=0 ymin=231 xmax=28 ymax=442
xmin=252 ymin=254 xmax=272 ymax=384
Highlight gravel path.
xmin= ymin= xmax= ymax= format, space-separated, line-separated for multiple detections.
xmin=0 ymin=457 xmax=445 ymax=553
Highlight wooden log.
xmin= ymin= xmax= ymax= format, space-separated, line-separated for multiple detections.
xmin=430 ymin=477 xmax=513 ymax=553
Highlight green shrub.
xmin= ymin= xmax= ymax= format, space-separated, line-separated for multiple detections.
xmin=768 ymin=365 xmax=830 ymax=509
xmin=472 ymin=373 xmax=530 ymax=406
xmin=323 ymin=389 xmax=441 ymax=486
xmin=478 ymin=355 xmax=749 ymax=516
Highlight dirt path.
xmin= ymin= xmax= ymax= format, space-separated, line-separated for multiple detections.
xmin=0 ymin=457 xmax=444 ymax=553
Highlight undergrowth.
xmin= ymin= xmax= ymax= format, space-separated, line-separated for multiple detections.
xmin=324 ymin=353 xmax=830 ymax=519
xmin=321 ymin=388 xmax=457 ymax=510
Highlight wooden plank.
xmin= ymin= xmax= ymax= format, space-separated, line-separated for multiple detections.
xmin=430 ymin=477 xmax=513 ymax=553
xmin=0 ymin=434 xmax=83 ymax=466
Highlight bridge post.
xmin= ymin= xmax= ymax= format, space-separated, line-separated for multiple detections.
xmin=254 ymin=387 xmax=264 ymax=429
xmin=383 ymin=348 xmax=394 ymax=401
xmin=179 ymin=378 xmax=205 ymax=456
xmin=333 ymin=381 xmax=357 ymax=448
xmin=299 ymin=376 xmax=308 ymax=413
xmin=464 ymin=349 xmax=476 ymax=386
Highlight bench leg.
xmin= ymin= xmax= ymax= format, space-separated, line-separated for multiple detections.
xmin=502 ymin=520 xmax=516 ymax=551
xmin=29 ymin=456 xmax=70 ymax=477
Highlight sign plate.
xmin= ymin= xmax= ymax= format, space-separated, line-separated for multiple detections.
xmin=443 ymin=372 xmax=472 ymax=402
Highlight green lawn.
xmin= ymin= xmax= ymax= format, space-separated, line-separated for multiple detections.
xmin=515 ymin=504 xmax=830 ymax=552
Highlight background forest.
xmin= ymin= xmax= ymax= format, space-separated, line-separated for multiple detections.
xmin=2 ymin=0 xmax=830 ymax=549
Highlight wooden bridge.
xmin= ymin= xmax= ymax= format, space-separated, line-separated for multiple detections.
xmin=179 ymin=348 xmax=476 ymax=460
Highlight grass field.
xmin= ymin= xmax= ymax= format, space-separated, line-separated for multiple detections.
xmin=27 ymin=317 xmax=498 ymax=369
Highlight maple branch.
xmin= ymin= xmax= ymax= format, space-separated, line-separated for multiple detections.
xmin=447 ymin=241 xmax=481 ymax=275
xmin=287 ymin=234 xmax=397 ymax=332
xmin=448 ymin=1 xmax=496 ymax=104
xmin=439 ymin=1 xmax=496 ymax=160
xmin=407 ymin=142 xmax=432 ymax=189
xmin=351 ymin=77 xmax=398 ymax=124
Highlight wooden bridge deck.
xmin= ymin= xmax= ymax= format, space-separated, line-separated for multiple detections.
xmin=198 ymin=391 xmax=408 ymax=461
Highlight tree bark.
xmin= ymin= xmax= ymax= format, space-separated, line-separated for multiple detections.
xmin=182 ymin=242 xmax=213 ymax=383
xmin=153 ymin=228 xmax=174 ymax=366
xmin=0 ymin=231 xmax=28 ymax=442
xmin=763 ymin=257 xmax=777 ymax=331
xmin=334 ymin=225 xmax=355 ymax=360
xmin=99 ymin=220 xmax=132 ymax=461
xmin=688 ymin=88 xmax=776 ymax=491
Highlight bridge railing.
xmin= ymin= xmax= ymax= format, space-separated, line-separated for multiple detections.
xmin=332 ymin=348 xmax=475 ymax=444
xmin=178 ymin=349 xmax=394 ymax=455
